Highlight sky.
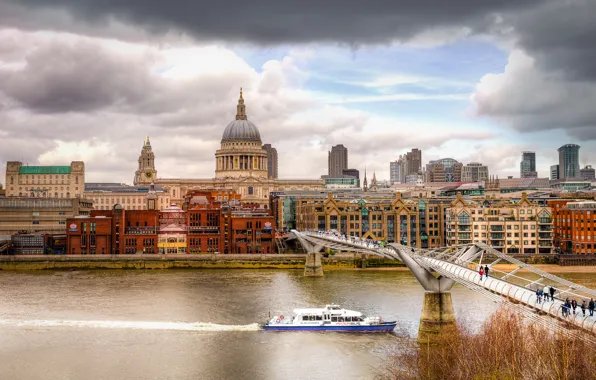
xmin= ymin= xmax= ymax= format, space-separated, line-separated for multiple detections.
xmin=1 ymin=0 xmax=595 ymax=184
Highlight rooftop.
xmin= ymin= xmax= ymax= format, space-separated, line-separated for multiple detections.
xmin=19 ymin=166 xmax=72 ymax=175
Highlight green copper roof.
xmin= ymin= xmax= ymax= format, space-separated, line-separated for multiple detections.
xmin=18 ymin=166 xmax=72 ymax=175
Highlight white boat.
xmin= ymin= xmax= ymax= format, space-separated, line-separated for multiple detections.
xmin=262 ymin=304 xmax=396 ymax=332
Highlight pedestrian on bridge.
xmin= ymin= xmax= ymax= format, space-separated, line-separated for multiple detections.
xmin=543 ymin=286 xmax=550 ymax=302
xmin=536 ymin=289 xmax=541 ymax=304
xmin=589 ymin=299 xmax=595 ymax=317
xmin=581 ymin=300 xmax=587 ymax=317
xmin=479 ymin=267 xmax=484 ymax=281
xmin=562 ymin=303 xmax=569 ymax=318
xmin=550 ymin=286 xmax=556 ymax=301
xmin=484 ymin=265 xmax=489 ymax=278
xmin=571 ymin=299 xmax=578 ymax=315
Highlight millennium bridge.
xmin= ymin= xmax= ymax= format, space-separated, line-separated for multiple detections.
xmin=291 ymin=230 xmax=596 ymax=345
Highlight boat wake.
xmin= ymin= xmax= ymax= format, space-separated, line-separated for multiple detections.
xmin=0 ymin=319 xmax=261 ymax=332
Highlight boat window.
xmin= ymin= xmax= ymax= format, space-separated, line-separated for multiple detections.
xmin=331 ymin=317 xmax=338 ymax=322
xmin=316 ymin=316 xmax=322 ymax=321
xmin=302 ymin=316 xmax=309 ymax=321
xmin=338 ymin=317 xmax=344 ymax=322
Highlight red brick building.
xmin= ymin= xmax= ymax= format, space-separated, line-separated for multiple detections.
xmin=66 ymin=216 xmax=113 ymax=254
xmin=549 ymin=199 xmax=596 ymax=254
xmin=66 ymin=190 xmax=275 ymax=254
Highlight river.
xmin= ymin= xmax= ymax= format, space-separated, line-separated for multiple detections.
xmin=1 ymin=269 xmax=594 ymax=380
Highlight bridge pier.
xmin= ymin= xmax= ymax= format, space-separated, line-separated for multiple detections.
xmin=418 ymin=292 xmax=456 ymax=344
xmin=304 ymin=252 xmax=324 ymax=277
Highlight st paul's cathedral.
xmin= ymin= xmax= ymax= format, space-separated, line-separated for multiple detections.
xmin=133 ymin=89 xmax=324 ymax=206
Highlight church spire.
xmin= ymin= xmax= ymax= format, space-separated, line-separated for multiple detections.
xmin=145 ymin=136 xmax=150 ymax=147
xmin=236 ymin=87 xmax=247 ymax=120
xmin=363 ymin=167 xmax=368 ymax=192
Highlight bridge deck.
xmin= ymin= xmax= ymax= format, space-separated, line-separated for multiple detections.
xmin=294 ymin=230 xmax=596 ymax=344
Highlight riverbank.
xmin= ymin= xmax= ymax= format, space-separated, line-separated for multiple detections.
xmin=0 ymin=254 xmax=368 ymax=271
xmin=1 ymin=254 xmax=595 ymax=273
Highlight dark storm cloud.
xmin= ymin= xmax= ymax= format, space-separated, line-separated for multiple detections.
xmin=1 ymin=0 xmax=545 ymax=44
xmin=0 ymin=40 xmax=159 ymax=113
xmin=505 ymin=0 xmax=596 ymax=81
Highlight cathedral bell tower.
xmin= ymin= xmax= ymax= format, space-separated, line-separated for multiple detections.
xmin=134 ymin=137 xmax=158 ymax=185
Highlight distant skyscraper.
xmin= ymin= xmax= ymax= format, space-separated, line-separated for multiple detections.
xmin=328 ymin=144 xmax=348 ymax=178
xmin=462 ymin=162 xmax=489 ymax=182
xmin=550 ymin=165 xmax=560 ymax=181
xmin=425 ymin=158 xmax=462 ymax=182
xmin=405 ymin=149 xmax=422 ymax=177
xmin=580 ymin=165 xmax=595 ymax=180
xmin=390 ymin=157 xmax=405 ymax=184
xmin=558 ymin=144 xmax=580 ymax=179
xmin=262 ymin=144 xmax=278 ymax=179
xmin=520 ymin=151 xmax=537 ymax=178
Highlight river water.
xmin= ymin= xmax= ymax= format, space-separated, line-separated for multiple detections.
xmin=0 ymin=269 xmax=594 ymax=380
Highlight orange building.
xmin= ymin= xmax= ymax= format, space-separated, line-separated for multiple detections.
xmin=549 ymin=200 xmax=596 ymax=254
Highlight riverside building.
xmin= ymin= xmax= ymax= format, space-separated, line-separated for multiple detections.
xmin=4 ymin=161 xmax=85 ymax=198
xmin=446 ymin=192 xmax=553 ymax=254
xmin=549 ymin=199 xmax=596 ymax=254
xmin=66 ymin=189 xmax=274 ymax=254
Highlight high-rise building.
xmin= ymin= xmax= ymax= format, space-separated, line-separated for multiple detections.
xmin=262 ymin=144 xmax=278 ymax=179
xmin=461 ymin=162 xmax=489 ymax=182
xmin=405 ymin=149 xmax=422 ymax=177
xmin=558 ymin=144 xmax=580 ymax=179
xmin=328 ymin=145 xmax=348 ymax=178
xmin=390 ymin=156 xmax=405 ymax=184
xmin=134 ymin=137 xmax=157 ymax=185
xmin=425 ymin=158 xmax=462 ymax=182
xmin=520 ymin=151 xmax=537 ymax=178
xmin=391 ymin=149 xmax=421 ymax=184
xmin=550 ymin=165 xmax=560 ymax=180
xmin=580 ymin=165 xmax=595 ymax=180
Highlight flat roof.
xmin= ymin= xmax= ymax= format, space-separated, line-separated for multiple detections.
xmin=19 ymin=166 xmax=72 ymax=175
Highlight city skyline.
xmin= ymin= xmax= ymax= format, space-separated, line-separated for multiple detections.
xmin=1 ymin=1 xmax=596 ymax=184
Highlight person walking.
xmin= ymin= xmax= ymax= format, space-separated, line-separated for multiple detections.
xmin=581 ymin=300 xmax=587 ymax=317
xmin=562 ymin=303 xmax=568 ymax=318
xmin=571 ymin=299 xmax=577 ymax=315
xmin=536 ymin=289 xmax=541 ymax=304
xmin=550 ymin=286 xmax=556 ymax=302
xmin=484 ymin=265 xmax=490 ymax=279
xmin=479 ymin=267 xmax=484 ymax=281
xmin=543 ymin=286 xmax=550 ymax=302
xmin=589 ymin=299 xmax=595 ymax=317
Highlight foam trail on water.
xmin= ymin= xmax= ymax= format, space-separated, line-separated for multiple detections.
xmin=0 ymin=319 xmax=261 ymax=332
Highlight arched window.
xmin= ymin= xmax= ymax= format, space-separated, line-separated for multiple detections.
xmin=66 ymin=192 xmax=70 ymax=198
xmin=458 ymin=211 xmax=470 ymax=225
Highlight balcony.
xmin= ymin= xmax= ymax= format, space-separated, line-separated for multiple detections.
xmin=490 ymin=226 xmax=504 ymax=232
xmin=539 ymin=242 xmax=552 ymax=247
xmin=188 ymin=226 xmax=220 ymax=234
xmin=490 ymin=241 xmax=505 ymax=247
xmin=125 ymin=227 xmax=157 ymax=235
xmin=539 ymin=233 xmax=551 ymax=239
xmin=490 ymin=234 xmax=505 ymax=240
xmin=458 ymin=226 xmax=471 ymax=232
xmin=539 ymin=226 xmax=553 ymax=232
xmin=539 ymin=218 xmax=553 ymax=224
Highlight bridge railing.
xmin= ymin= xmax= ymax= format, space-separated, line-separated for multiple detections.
xmin=294 ymin=229 xmax=596 ymax=343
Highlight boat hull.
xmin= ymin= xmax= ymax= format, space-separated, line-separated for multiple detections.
xmin=262 ymin=322 xmax=397 ymax=332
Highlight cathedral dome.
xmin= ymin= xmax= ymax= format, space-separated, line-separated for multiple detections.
xmin=222 ymin=119 xmax=261 ymax=142
xmin=221 ymin=88 xmax=262 ymax=143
